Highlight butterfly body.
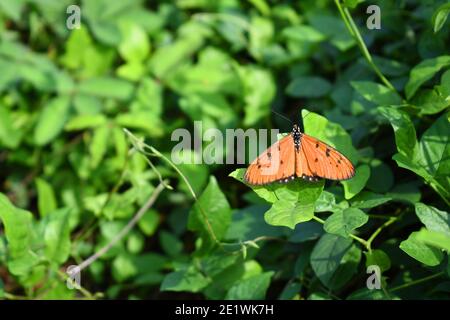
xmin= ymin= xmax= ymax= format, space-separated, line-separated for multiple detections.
xmin=244 ymin=124 xmax=355 ymax=185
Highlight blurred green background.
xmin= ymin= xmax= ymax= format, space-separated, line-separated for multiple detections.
xmin=0 ymin=0 xmax=450 ymax=300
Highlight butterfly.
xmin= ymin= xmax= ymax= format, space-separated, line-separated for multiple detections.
xmin=244 ymin=124 xmax=355 ymax=185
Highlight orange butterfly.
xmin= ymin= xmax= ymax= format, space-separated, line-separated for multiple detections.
xmin=244 ymin=124 xmax=355 ymax=185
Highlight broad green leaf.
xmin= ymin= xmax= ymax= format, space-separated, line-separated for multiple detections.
xmin=432 ymin=3 xmax=450 ymax=33
xmin=34 ymin=96 xmax=71 ymax=146
xmin=44 ymin=208 xmax=72 ymax=265
xmin=411 ymin=89 xmax=450 ymax=115
xmin=278 ymin=281 xmax=302 ymax=300
xmin=127 ymin=232 xmax=144 ymax=254
xmin=137 ymin=209 xmax=160 ymax=236
xmin=287 ymin=76 xmax=331 ymax=98
xmin=351 ymin=81 xmax=402 ymax=105
xmin=159 ymin=231 xmax=183 ymax=258
xmin=282 ymin=25 xmax=326 ymax=43
xmin=188 ymin=176 xmax=231 ymax=252
xmin=149 ymin=27 xmax=205 ymax=79
xmin=115 ymin=112 xmax=163 ymax=137
xmin=350 ymin=191 xmax=392 ymax=209
xmin=415 ymin=203 xmax=450 ymax=236
xmin=77 ymin=77 xmax=135 ymax=100
xmin=405 ymin=55 xmax=450 ymax=99
xmin=329 ymin=244 xmax=361 ymax=290
xmin=400 ymin=231 xmax=443 ymax=266
xmin=65 ymin=114 xmax=107 ymax=131
xmin=236 ymin=65 xmax=276 ymax=126
xmin=324 ymin=207 xmax=368 ymax=238
xmin=35 ymin=178 xmax=57 ymax=218
xmin=419 ymin=113 xmax=450 ymax=178
xmin=225 ymin=271 xmax=274 ymax=300
xmin=112 ymin=253 xmax=137 ymax=282
xmin=310 ymin=233 xmax=353 ymax=287
xmin=225 ymin=205 xmax=284 ymax=242
xmin=160 ymin=264 xmax=211 ymax=292
xmin=264 ymin=180 xmax=324 ymax=229
xmin=365 ymin=249 xmax=391 ymax=272
xmin=0 ymin=193 xmax=39 ymax=276
xmin=342 ymin=164 xmax=370 ymax=199
xmin=378 ymin=106 xmax=419 ymax=158
xmin=118 ymin=21 xmax=150 ymax=63
xmin=229 ymin=168 xmax=279 ymax=204
xmin=0 ymin=107 xmax=22 ymax=148
xmin=415 ymin=228 xmax=450 ymax=252
xmin=89 ymin=124 xmax=110 ymax=169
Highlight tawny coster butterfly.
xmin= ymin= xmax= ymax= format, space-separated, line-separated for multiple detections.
xmin=244 ymin=116 xmax=355 ymax=185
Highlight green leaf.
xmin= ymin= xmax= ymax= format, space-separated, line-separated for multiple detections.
xmin=378 ymin=106 xmax=419 ymax=158
xmin=188 ymin=176 xmax=231 ymax=252
xmin=65 ymin=114 xmax=107 ymax=131
xmin=236 ymin=66 xmax=276 ymax=126
xmin=432 ymin=3 xmax=450 ymax=33
xmin=282 ymin=25 xmax=326 ymax=43
xmin=350 ymin=191 xmax=392 ymax=209
xmin=400 ymin=231 xmax=443 ymax=266
xmin=149 ymin=29 xmax=205 ymax=79
xmin=365 ymin=249 xmax=391 ymax=272
xmin=159 ymin=231 xmax=183 ymax=258
xmin=415 ymin=203 xmax=450 ymax=236
xmin=137 ymin=209 xmax=160 ymax=236
xmin=161 ymin=264 xmax=211 ymax=292
xmin=342 ymin=164 xmax=370 ymax=199
xmin=115 ymin=112 xmax=163 ymax=137
xmin=112 ymin=253 xmax=137 ymax=282
xmin=264 ymin=180 xmax=324 ymax=229
xmin=310 ymin=233 xmax=353 ymax=287
xmin=34 ymin=96 xmax=71 ymax=146
xmin=411 ymin=89 xmax=450 ymax=115
xmin=89 ymin=124 xmax=110 ymax=169
xmin=0 ymin=107 xmax=22 ymax=148
xmin=419 ymin=113 xmax=450 ymax=179
xmin=415 ymin=228 xmax=450 ymax=252
xmin=44 ymin=208 xmax=72 ymax=265
xmin=324 ymin=207 xmax=368 ymax=238
xmin=77 ymin=77 xmax=135 ymax=100
xmin=351 ymin=81 xmax=402 ymax=105
xmin=0 ymin=193 xmax=39 ymax=276
xmin=405 ymin=55 xmax=450 ymax=99
xmin=118 ymin=21 xmax=150 ymax=63
xmin=286 ymin=76 xmax=331 ymax=98
xmin=225 ymin=271 xmax=274 ymax=300
xmin=35 ymin=178 xmax=57 ymax=218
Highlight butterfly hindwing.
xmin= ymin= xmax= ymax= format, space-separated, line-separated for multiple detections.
xmin=244 ymin=135 xmax=296 ymax=185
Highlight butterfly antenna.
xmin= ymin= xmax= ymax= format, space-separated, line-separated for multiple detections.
xmin=271 ymin=109 xmax=293 ymax=125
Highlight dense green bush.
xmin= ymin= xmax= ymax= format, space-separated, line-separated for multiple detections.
xmin=0 ymin=0 xmax=449 ymax=300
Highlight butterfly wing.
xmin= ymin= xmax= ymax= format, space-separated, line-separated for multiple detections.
xmin=296 ymin=133 xmax=355 ymax=181
xmin=244 ymin=134 xmax=296 ymax=185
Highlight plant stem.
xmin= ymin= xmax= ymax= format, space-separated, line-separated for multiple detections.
xmin=334 ymin=0 xmax=397 ymax=92
xmin=366 ymin=215 xmax=399 ymax=252
xmin=389 ymin=272 xmax=444 ymax=293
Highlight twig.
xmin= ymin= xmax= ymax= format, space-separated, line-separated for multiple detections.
xmin=389 ymin=272 xmax=444 ymax=293
xmin=71 ymin=181 xmax=167 ymax=274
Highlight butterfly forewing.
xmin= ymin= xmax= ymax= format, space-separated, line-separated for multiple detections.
xmin=244 ymin=135 xmax=296 ymax=185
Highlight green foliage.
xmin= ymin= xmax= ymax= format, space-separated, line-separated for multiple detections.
xmin=1 ymin=0 xmax=449 ymax=301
